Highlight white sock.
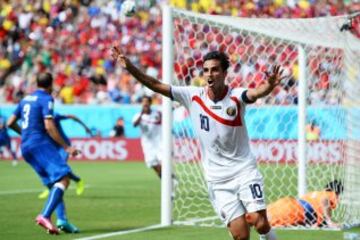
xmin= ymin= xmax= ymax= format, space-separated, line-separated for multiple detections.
xmin=259 ymin=229 xmax=277 ymax=240
xmin=54 ymin=182 xmax=66 ymax=191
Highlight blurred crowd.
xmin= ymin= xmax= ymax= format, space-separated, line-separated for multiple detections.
xmin=0 ymin=0 xmax=359 ymax=105
xmin=171 ymin=0 xmax=360 ymax=18
xmin=172 ymin=19 xmax=346 ymax=106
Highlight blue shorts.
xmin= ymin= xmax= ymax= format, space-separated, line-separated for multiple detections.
xmin=56 ymin=146 xmax=69 ymax=162
xmin=21 ymin=142 xmax=71 ymax=187
xmin=0 ymin=135 xmax=11 ymax=148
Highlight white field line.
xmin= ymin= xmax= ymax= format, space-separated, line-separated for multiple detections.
xmin=0 ymin=185 xmax=90 ymax=195
xmin=173 ymin=216 xmax=221 ymax=226
xmin=75 ymin=224 xmax=163 ymax=240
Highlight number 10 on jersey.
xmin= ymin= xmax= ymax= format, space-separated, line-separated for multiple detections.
xmin=200 ymin=114 xmax=209 ymax=131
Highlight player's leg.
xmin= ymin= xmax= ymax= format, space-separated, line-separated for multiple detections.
xmin=36 ymin=177 xmax=71 ymax=235
xmin=39 ymin=144 xmax=79 ymax=233
xmin=43 ymin=173 xmax=80 ymax=233
xmin=49 ymin=178 xmax=79 ymax=233
xmin=49 ymin=147 xmax=80 ymax=233
xmin=5 ymin=138 xmax=18 ymax=166
xmin=144 ymin=147 xmax=162 ymax=178
xmin=68 ymin=171 xmax=85 ymax=196
xmin=149 ymin=151 xmax=177 ymax=181
xmin=0 ymin=138 xmax=5 ymax=157
xmin=41 ymin=176 xmax=70 ymax=219
xmin=58 ymin=147 xmax=84 ymax=196
xmin=54 ymin=192 xmax=80 ymax=233
xmin=228 ymin=216 xmax=251 ymax=240
xmin=246 ymin=210 xmax=276 ymax=240
xmin=209 ymin=179 xmax=251 ymax=240
xmin=239 ymin=168 xmax=277 ymax=240
xmin=38 ymin=188 xmax=50 ymax=199
xmin=68 ymin=171 xmax=81 ymax=182
xmin=152 ymin=164 xmax=162 ymax=178
xmin=72 ymin=175 xmax=85 ymax=196
xmin=21 ymin=146 xmax=60 ymax=234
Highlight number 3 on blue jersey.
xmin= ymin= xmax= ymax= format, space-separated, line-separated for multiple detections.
xmin=200 ymin=114 xmax=209 ymax=131
xmin=22 ymin=103 xmax=31 ymax=129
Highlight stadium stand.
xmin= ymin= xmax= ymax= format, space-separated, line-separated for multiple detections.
xmin=0 ymin=0 xmax=359 ymax=104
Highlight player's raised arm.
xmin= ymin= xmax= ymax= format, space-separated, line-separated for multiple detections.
xmin=246 ymin=65 xmax=287 ymax=103
xmin=67 ymin=115 xmax=92 ymax=136
xmin=111 ymin=46 xmax=171 ymax=98
xmin=7 ymin=114 xmax=21 ymax=135
xmin=133 ymin=112 xmax=143 ymax=127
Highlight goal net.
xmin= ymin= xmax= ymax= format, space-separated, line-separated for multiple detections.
xmin=164 ymin=7 xmax=360 ymax=229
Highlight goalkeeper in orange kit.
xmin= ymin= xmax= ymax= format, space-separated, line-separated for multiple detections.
xmin=265 ymin=180 xmax=343 ymax=228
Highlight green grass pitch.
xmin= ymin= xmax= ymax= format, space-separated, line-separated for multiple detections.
xmin=0 ymin=161 xmax=359 ymax=240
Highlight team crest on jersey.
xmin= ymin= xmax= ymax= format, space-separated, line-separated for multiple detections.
xmin=226 ymin=106 xmax=236 ymax=116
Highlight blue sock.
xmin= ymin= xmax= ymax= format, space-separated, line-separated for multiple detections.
xmin=42 ymin=184 xmax=64 ymax=218
xmin=55 ymin=200 xmax=67 ymax=221
xmin=69 ymin=172 xmax=81 ymax=182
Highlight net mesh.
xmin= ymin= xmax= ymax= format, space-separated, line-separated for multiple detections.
xmin=169 ymin=8 xmax=360 ymax=229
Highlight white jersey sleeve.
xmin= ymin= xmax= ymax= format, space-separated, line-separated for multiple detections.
xmin=231 ymin=87 xmax=255 ymax=104
xmin=132 ymin=112 xmax=141 ymax=125
xmin=171 ymin=86 xmax=200 ymax=108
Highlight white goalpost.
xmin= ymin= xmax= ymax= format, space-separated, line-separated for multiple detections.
xmin=161 ymin=4 xmax=173 ymax=227
xmin=161 ymin=5 xmax=360 ymax=230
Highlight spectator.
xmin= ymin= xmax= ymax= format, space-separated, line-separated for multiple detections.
xmin=0 ymin=0 xmax=357 ymax=105
xmin=110 ymin=117 xmax=125 ymax=137
xmin=306 ymin=120 xmax=321 ymax=141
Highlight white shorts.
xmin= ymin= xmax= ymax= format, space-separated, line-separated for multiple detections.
xmin=208 ymin=168 xmax=266 ymax=225
xmin=143 ymin=148 xmax=162 ymax=168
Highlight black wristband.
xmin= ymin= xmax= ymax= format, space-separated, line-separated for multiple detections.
xmin=241 ymin=90 xmax=256 ymax=104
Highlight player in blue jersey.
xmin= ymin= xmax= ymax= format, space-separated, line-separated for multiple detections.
xmin=38 ymin=113 xmax=92 ymax=199
xmin=7 ymin=72 xmax=81 ymax=235
xmin=0 ymin=115 xmax=18 ymax=166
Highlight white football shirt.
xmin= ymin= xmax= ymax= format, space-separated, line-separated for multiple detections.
xmin=132 ymin=109 xmax=162 ymax=154
xmin=171 ymin=86 xmax=256 ymax=182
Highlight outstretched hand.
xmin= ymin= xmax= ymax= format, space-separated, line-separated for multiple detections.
xmin=111 ymin=46 xmax=130 ymax=68
xmin=264 ymin=65 xmax=288 ymax=87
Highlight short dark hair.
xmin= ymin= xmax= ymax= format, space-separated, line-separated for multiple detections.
xmin=142 ymin=95 xmax=152 ymax=104
xmin=36 ymin=72 xmax=53 ymax=89
xmin=203 ymin=51 xmax=230 ymax=72
xmin=325 ymin=179 xmax=344 ymax=195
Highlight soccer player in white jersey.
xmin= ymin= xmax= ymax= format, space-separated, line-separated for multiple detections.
xmin=112 ymin=46 xmax=285 ymax=240
xmin=133 ymin=95 xmax=163 ymax=178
